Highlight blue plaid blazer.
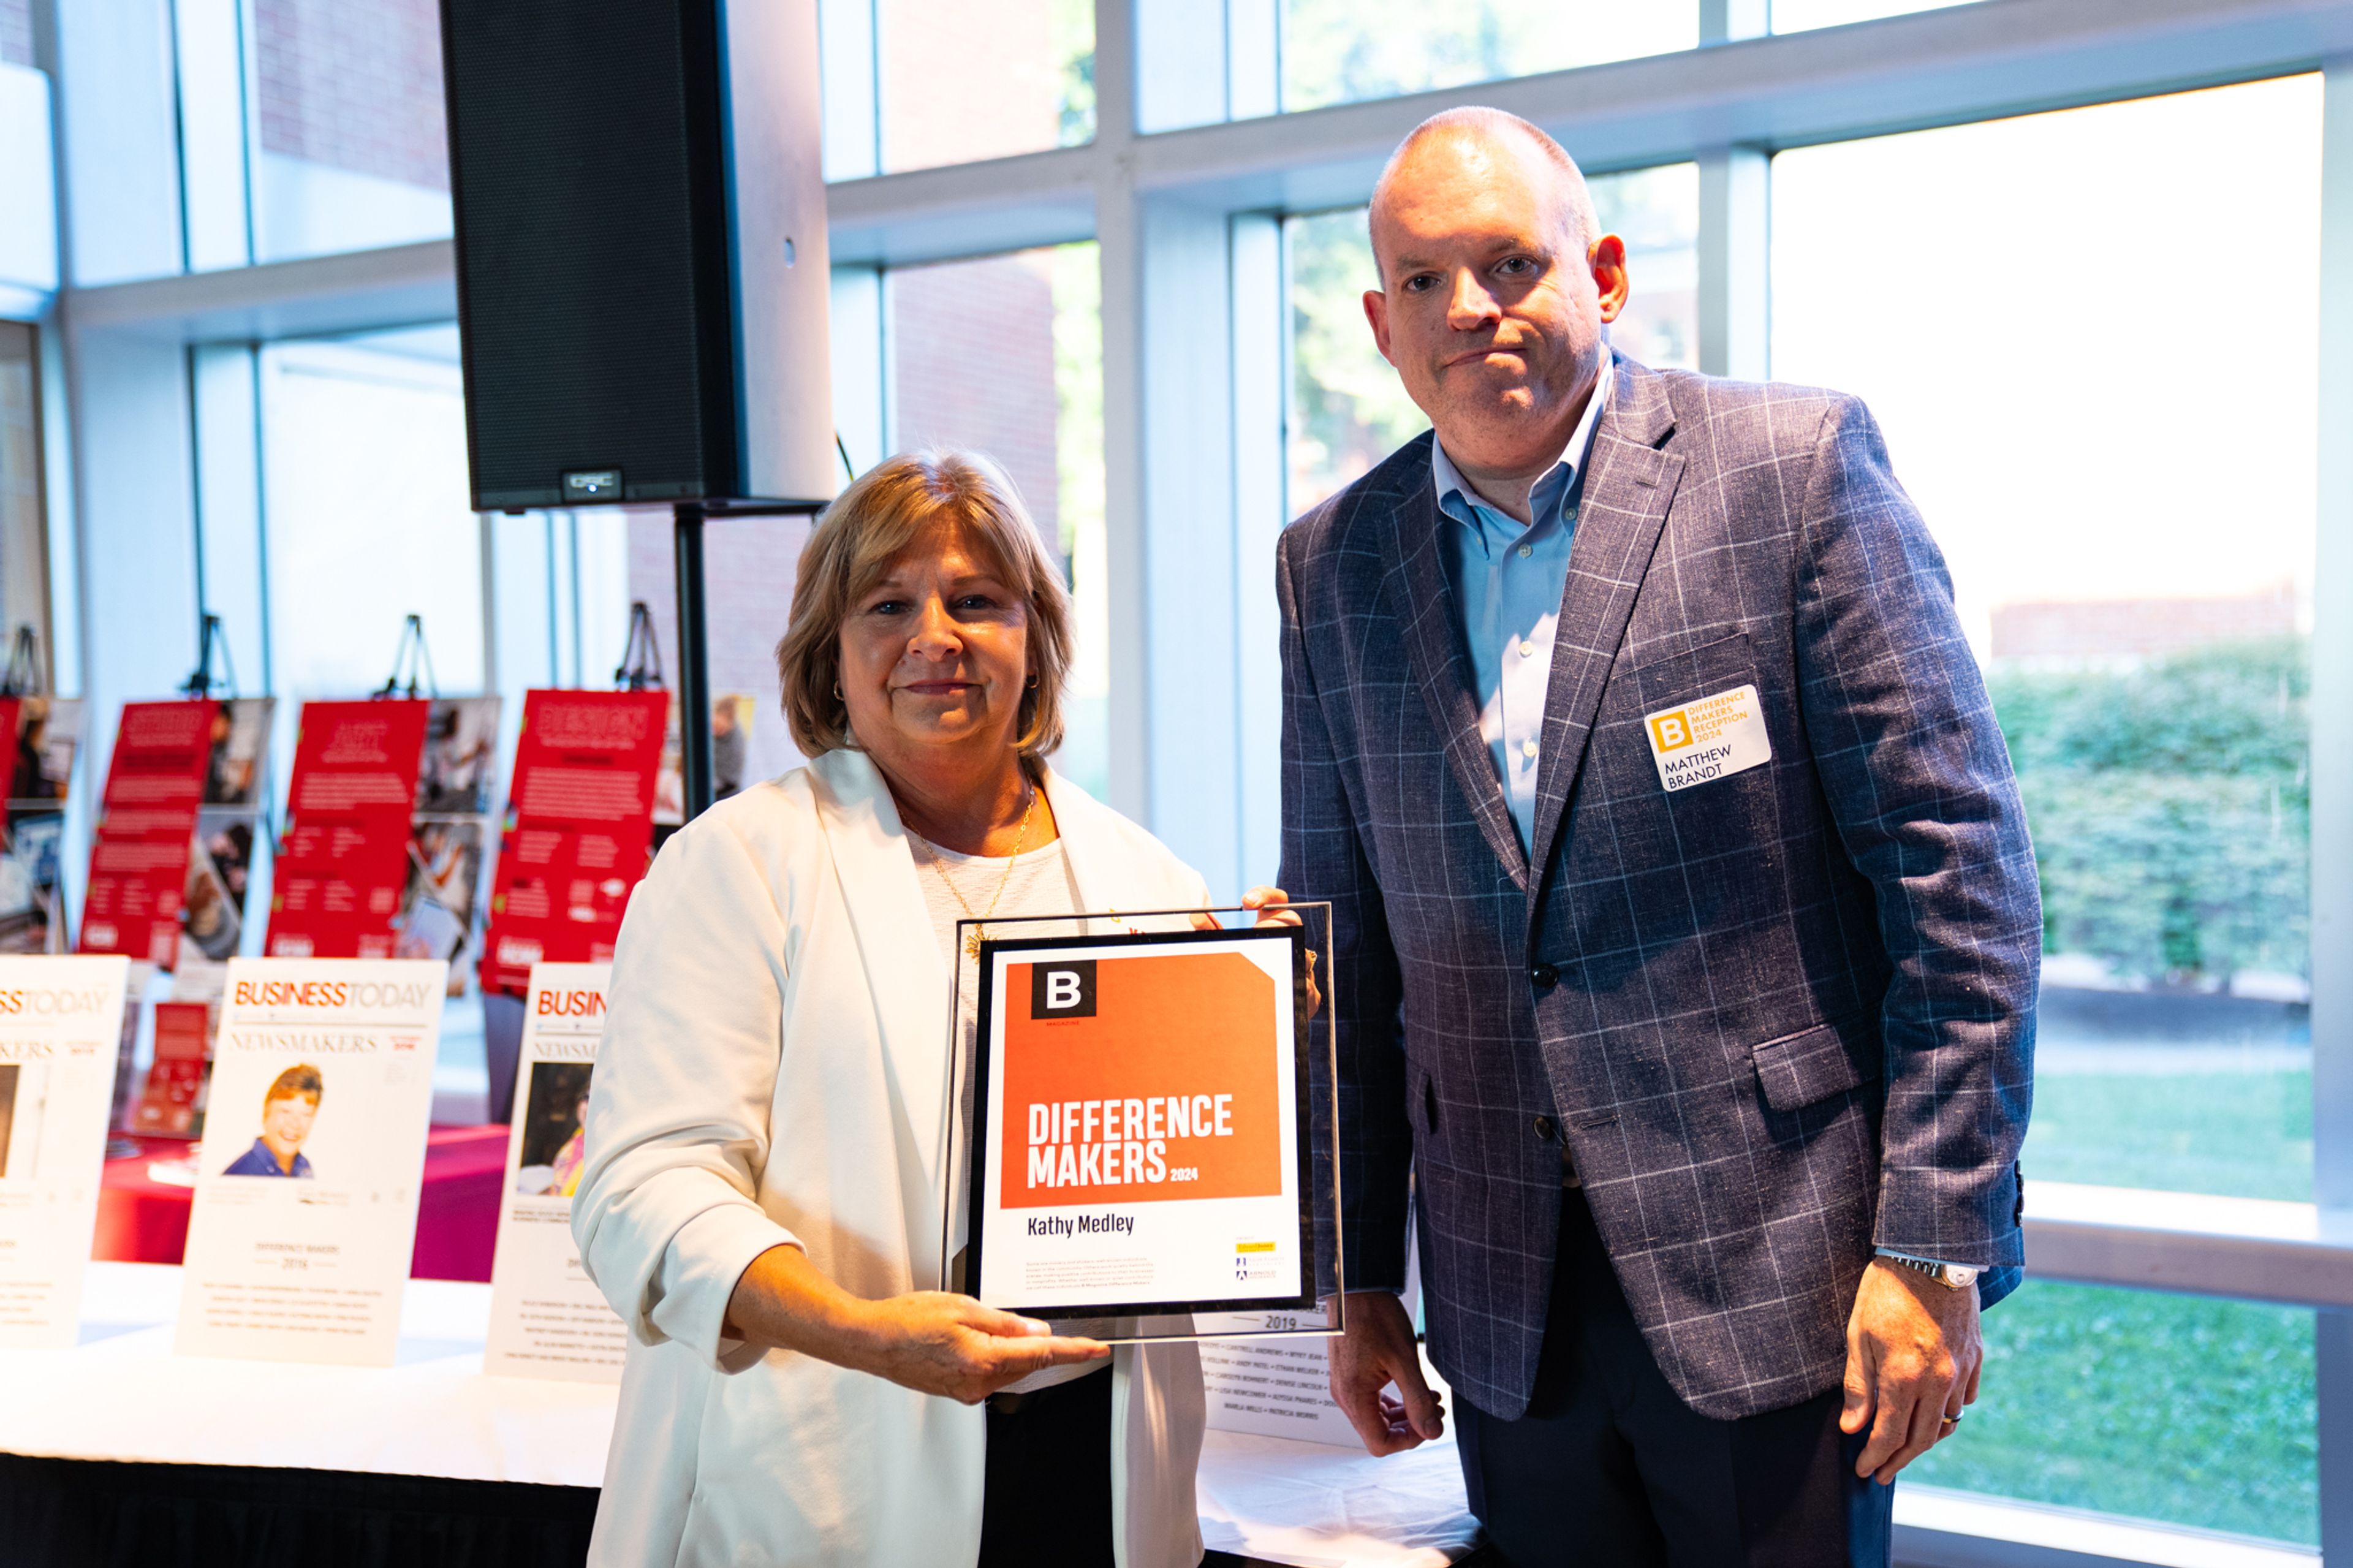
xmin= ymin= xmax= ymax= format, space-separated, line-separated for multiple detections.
xmin=1279 ymin=357 xmax=2039 ymax=1422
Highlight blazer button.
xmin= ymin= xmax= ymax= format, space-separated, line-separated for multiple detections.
xmin=1530 ymin=963 xmax=1559 ymax=989
xmin=1534 ymin=1115 xmax=1557 ymax=1142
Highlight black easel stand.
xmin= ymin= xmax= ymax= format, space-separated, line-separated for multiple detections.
xmin=375 ymin=613 xmax=438 ymax=699
xmin=180 ymin=613 xmax=238 ymax=699
xmin=670 ymin=501 xmax=819 ymax=823
xmin=1 ymin=624 xmax=42 ymax=697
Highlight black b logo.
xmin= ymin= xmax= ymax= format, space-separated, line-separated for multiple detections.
xmin=1030 ymin=961 xmax=1097 ymax=1018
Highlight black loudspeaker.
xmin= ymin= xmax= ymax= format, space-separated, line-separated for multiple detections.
xmin=439 ymin=0 xmax=835 ymax=512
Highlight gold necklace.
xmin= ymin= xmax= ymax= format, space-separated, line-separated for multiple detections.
xmin=920 ymin=784 xmax=1039 ymax=960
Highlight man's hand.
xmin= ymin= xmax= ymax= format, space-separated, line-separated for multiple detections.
xmin=1192 ymin=885 xmax=1323 ymax=1013
xmin=1841 ymin=1259 xmax=1983 ymax=1483
xmin=1328 ymin=1290 xmax=1445 ymax=1456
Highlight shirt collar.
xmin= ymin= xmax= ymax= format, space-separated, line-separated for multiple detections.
xmin=1431 ymin=350 xmax=1616 ymax=531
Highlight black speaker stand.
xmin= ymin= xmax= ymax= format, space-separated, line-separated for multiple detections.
xmin=671 ymin=500 xmax=821 ymax=822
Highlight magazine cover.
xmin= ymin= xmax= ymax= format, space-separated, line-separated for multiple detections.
xmin=0 ymin=955 xmax=131 ymax=1347
xmin=174 ymin=958 xmax=444 ymax=1366
xmin=483 ymin=962 xmax=625 ymax=1381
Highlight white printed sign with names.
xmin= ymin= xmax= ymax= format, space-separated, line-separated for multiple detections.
xmin=1201 ymin=1222 xmax=1424 ymax=1447
xmin=0 ymin=955 xmax=131 ymax=1347
xmin=175 ymin=958 xmax=444 ymax=1366
xmin=484 ymin=963 xmax=626 ymax=1382
xmin=1199 ymin=1317 xmax=1361 ymax=1447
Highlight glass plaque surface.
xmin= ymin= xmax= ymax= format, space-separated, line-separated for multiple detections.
xmin=942 ymin=903 xmax=1341 ymax=1343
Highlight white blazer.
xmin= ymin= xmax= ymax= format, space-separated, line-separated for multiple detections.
xmin=573 ymin=748 xmax=1212 ymax=1568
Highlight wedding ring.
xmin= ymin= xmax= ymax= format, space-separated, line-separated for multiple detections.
xmin=1940 ymin=1411 xmax=1963 ymax=1428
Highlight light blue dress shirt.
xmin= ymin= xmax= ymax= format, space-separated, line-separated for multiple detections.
xmin=1430 ymin=354 xmax=1615 ymax=855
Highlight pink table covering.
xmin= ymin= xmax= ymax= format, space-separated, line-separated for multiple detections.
xmin=93 ymin=1126 xmax=512 ymax=1282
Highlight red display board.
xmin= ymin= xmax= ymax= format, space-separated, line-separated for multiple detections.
xmin=480 ymin=690 xmax=667 ymax=995
xmin=265 ymin=700 xmax=431 ymax=959
xmin=78 ymin=702 xmax=218 ymax=964
xmin=131 ymin=999 xmax=213 ymax=1138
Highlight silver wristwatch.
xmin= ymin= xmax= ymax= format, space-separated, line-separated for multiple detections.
xmin=1877 ymin=1249 xmax=1980 ymax=1291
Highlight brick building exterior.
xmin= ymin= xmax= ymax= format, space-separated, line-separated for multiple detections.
xmin=1 ymin=0 xmax=31 ymax=69
xmin=256 ymin=0 xmax=450 ymax=192
xmin=1990 ymin=583 xmax=2300 ymax=662
xmin=889 ymin=252 xmax=1063 ymax=550
xmin=236 ymin=0 xmax=1079 ymax=785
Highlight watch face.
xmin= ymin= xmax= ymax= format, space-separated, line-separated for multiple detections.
xmin=1948 ymin=1265 xmax=1980 ymax=1288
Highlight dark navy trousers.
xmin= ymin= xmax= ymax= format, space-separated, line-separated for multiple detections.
xmin=1454 ymin=1191 xmax=1894 ymax=1567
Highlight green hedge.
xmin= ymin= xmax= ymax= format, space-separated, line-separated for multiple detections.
xmin=1987 ymin=637 xmax=2308 ymax=986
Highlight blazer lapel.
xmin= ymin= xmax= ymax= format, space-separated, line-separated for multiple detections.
xmin=1524 ymin=362 xmax=1685 ymax=893
xmin=1040 ymin=764 xmax=1112 ymax=916
xmin=808 ymin=749 xmax=955 ymax=1203
xmin=1377 ymin=468 xmax=1533 ymax=890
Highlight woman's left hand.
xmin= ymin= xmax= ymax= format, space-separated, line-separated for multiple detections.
xmin=1193 ymin=887 xmax=1322 ymax=1015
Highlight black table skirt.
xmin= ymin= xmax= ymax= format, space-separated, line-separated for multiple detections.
xmin=0 ymin=1456 xmax=599 ymax=1568
xmin=0 ymin=1454 xmax=1488 ymax=1568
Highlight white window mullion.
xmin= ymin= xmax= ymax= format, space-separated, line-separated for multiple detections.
xmin=1096 ymin=0 xmax=1148 ymax=822
xmin=1695 ymin=146 xmax=1769 ymax=381
xmin=2310 ymin=51 xmax=2353 ymax=1568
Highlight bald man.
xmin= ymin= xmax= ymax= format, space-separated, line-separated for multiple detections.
xmin=1278 ymin=108 xmax=2037 ymax=1565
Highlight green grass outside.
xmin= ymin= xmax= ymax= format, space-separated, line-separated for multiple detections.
xmin=1908 ymin=1280 xmax=2317 ymax=1543
xmin=2021 ymin=1069 xmax=2312 ymax=1201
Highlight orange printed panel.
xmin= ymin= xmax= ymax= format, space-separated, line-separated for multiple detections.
xmin=999 ymin=950 xmax=1284 ymax=1208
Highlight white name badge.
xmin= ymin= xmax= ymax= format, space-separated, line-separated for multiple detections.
xmin=1643 ymin=684 xmax=1773 ymax=793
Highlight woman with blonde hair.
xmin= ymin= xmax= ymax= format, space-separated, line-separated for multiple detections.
xmin=574 ymin=450 xmax=1285 ymax=1567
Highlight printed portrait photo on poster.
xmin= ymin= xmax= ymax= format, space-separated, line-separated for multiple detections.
xmin=200 ymin=699 xmax=273 ymax=809
xmin=0 ymin=1060 xmax=32 ymax=1179
xmin=397 ymin=819 xmax=484 ymax=987
xmin=416 ymin=697 xmax=501 ymax=816
xmin=513 ymin=1058 xmax=592 ymax=1198
xmin=216 ymin=1062 xmax=325 ymax=1180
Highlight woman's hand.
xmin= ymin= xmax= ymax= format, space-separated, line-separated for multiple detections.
xmin=846 ymin=1292 xmax=1109 ymax=1404
xmin=1194 ymin=886 xmax=1323 ymax=1016
xmin=724 ymin=1243 xmax=1105 ymax=1403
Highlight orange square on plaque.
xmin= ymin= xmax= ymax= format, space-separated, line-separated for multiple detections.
xmin=999 ymin=951 xmax=1286 ymax=1208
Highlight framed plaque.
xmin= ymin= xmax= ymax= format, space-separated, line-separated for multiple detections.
xmin=944 ymin=905 xmax=1341 ymax=1342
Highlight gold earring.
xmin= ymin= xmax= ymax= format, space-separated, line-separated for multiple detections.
xmin=832 ymin=682 xmax=843 ymax=700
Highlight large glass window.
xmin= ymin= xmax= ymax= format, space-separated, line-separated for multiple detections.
xmin=1287 ymin=164 xmax=1699 ymax=514
xmin=252 ymin=0 xmax=453 ymax=261
xmin=1910 ymin=1281 xmax=2317 ymax=1545
xmin=1770 ymin=0 xmax=1977 ymax=31
xmin=885 ymin=243 xmax=1108 ymax=797
xmin=1772 ymin=77 xmax=2321 ymax=1206
xmin=1 ymin=0 xmax=30 ymax=67
xmin=260 ymin=325 xmax=483 ymax=697
xmin=1280 ymin=1 xmax=1694 ymax=114
xmin=877 ymin=0 xmax=1094 ymax=173
xmin=622 ymin=507 xmax=817 ymax=793
xmin=0 ymin=323 xmax=44 ymax=676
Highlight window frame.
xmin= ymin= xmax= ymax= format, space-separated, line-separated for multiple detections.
xmin=39 ymin=2 xmax=2353 ymax=1560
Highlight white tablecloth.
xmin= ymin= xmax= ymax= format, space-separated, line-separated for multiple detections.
xmin=0 ymin=1263 xmax=1480 ymax=1566
xmin=0 ymin=1263 xmax=615 ymax=1487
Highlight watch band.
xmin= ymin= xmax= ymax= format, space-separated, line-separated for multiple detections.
xmin=1877 ymin=1249 xmax=1981 ymax=1290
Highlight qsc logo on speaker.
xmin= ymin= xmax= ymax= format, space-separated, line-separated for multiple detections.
xmin=1029 ymin=960 xmax=1096 ymax=1019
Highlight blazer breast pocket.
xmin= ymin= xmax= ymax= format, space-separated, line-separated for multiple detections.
xmin=1602 ymin=631 xmax=1785 ymax=921
xmin=1623 ymin=632 xmax=1775 ymax=808
xmin=1631 ymin=630 xmax=1763 ymax=718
